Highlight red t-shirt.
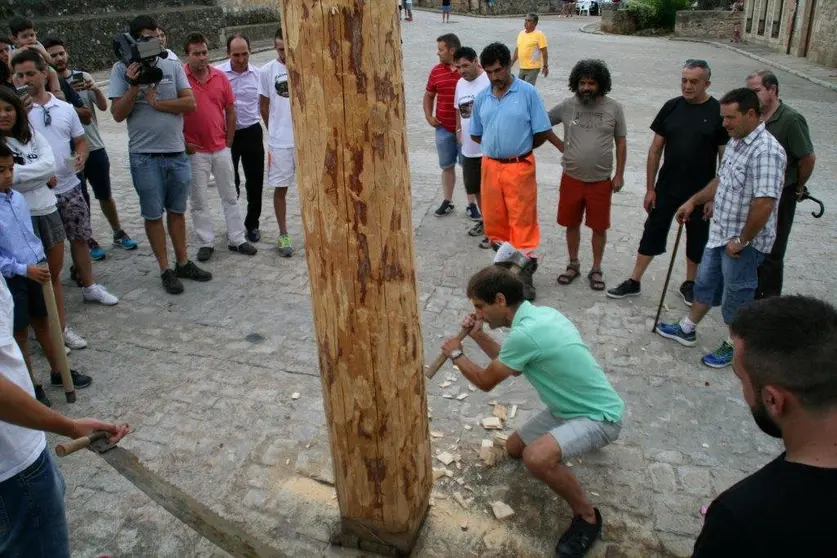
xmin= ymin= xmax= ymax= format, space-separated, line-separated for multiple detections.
xmin=426 ymin=63 xmax=459 ymax=133
xmin=183 ymin=65 xmax=235 ymax=152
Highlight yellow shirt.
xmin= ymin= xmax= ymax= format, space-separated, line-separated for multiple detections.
xmin=517 ymin=29 xmax=548 ymax=70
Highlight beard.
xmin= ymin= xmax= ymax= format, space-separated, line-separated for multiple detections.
xmin=576 ymin=91 xmax=597 ymax=105
xmin=750 ymin=400 xmax=783 ymax=439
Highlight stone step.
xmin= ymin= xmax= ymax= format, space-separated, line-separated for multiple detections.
xmin=1 ymin=0 xmax=214 ymax=20
xmin=221 ymin=22 xmax=283 ymax=46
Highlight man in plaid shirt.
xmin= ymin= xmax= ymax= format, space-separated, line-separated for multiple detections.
xmin=655 ymin=88 xmax=786 ymax=368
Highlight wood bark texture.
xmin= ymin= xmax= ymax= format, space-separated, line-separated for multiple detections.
xmin=277 ymin=0 xmax=432 ymax=552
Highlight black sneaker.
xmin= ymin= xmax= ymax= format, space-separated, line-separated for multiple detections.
xmin=246 ymin=229 xmax=261 ymax=243
xmin=434 ymin=200 xmax=454 ymax=217
xmin=606 ymin=278 xmax=641 ymax=299
xmin=679 ymin=280 xmax=695 ymax=307
xmin=229 ymin=242 xmax=258 ymax=256
xmin=197 ymin=247 xmax=214 ymax=262
xmin=479 ymin=237 xmax=492 ymax=249
xmin=556 ymin=508 xmax=602 ymax=557
xmin=175 ymin=260 xmax=213 ymax=282
xmin=51 ymin=370 xmax=93 ymax=389
xmin=161 ymin=269 xmax=184 ymax=294
xmin=465 ymin=203 xmax=482 ymax=221
xmin=468 ymin=221 xmax=484 ymax=237
xmin=520 ymin=260 xmax=538 ymax=302
xmin=34 ymin=384 xmax=52 ymax=407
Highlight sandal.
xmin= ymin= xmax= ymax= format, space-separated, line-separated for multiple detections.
xmin=588 ymin=269 xmax=606 ymax=291
xmin=557 ymin=262 xmax=581 ymax=285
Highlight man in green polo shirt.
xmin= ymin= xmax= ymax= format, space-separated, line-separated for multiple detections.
xmin=746 ymin=70 xmax=816 ymax=299
xmin=441 ymin=265 xmax=624 ymax=558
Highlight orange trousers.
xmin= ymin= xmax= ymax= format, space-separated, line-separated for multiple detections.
xmin=480 ymin=154 xmax=540 ymax=254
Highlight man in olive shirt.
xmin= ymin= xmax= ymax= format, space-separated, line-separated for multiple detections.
xmin=441 ymin=266 xmax=624 ymax=557
xmin=746 ymin=70 xmax=815 ymax=299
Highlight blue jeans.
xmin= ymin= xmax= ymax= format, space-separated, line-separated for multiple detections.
xmin=129 ymin=152 xmax=192 ymax=220
xmin=693 ymin=245 xmax=765 ymax=324
xmin=0 ymin=449 xmax=70 ymax=558
xmin=435 ymin=127 xmax=459 ymax=169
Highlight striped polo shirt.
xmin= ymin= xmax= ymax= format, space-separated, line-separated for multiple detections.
xmin=426 ymin=63 xmax=460 ymax=133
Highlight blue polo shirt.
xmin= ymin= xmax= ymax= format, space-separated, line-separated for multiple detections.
xmin=469 ymin=77 xmax=551 ymax=159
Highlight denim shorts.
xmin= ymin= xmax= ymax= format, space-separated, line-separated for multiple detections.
xmin=435 ymin=126 xmax=459 ymax=169
xmin=0 ymin=449 xmax=69 ymax=557
xmin=518 ymin=410 xmax=622 ymax=461
xmin=129 ymin=152 xmax=192 ymax=220
xmin=693 ymin=245 xmax=765 ymax=324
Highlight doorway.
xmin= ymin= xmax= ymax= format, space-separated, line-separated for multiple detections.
xmin=803 ymin=0 xmax=817 ymax=57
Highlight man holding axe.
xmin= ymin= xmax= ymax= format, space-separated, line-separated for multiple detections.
xmin=440 ymin=266 xmax=624 ymax=558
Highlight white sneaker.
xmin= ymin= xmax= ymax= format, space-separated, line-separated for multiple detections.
xmin=63 ymin=326 xmax=87 ymax=350
xmin=82 ymin=284 xmax=119 ymax=306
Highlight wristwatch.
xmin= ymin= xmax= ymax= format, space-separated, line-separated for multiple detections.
xmin=449 ymin=349 xmax=463 ymax=361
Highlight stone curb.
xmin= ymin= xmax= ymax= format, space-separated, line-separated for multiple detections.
xmin=579 ymin=21 xmax=603 ymax=34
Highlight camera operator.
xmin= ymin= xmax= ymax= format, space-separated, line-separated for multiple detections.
xmin=109 ymin=15 xmax=211 ymax=295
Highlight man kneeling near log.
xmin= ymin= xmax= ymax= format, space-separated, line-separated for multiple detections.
xmin=441 ymin=266 xmax=625 ymax=557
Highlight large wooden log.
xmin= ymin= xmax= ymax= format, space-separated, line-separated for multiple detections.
xmin=278 ymin=1 xmax=432 ymax=553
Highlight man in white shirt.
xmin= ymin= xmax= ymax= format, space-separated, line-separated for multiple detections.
xmin=12 ymin=49 xmax=118 ymax=308
xmin=259 ymin=28 xmax=295 ymax=258
xmin=454 ymin=46 xmax=490 ymax=246
xmin=218 ymin=33 xmax=264 ymax=243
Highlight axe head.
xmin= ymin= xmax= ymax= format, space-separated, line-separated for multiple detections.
xmin=493 ymin=242 xmax=534 ymax=273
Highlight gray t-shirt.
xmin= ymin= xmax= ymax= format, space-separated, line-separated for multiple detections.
xmin=73 ymin=70 xmax=104 ymax=152
xmin=108 ymin=58 xmax=190 ymax=153
xmin=549 ymin=96 xmax=627 ymax=182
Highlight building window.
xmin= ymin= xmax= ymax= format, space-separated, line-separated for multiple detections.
xmin=758 ymin=0 xmax=770 ymax=35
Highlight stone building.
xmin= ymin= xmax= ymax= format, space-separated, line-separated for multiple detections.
xmin=743 ymin=0 xmax=837 ymax=68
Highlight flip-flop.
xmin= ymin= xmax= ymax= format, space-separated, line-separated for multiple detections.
xmin=588 ymin=269 xmax=606 ymax=291
xmin=557 ymin=262 xmax=581 ymax=285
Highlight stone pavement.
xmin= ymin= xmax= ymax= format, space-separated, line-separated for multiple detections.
xmin=36 ymin=10 xmax=837 ymax=558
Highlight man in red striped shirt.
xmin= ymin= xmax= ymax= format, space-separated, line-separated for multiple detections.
xmin=424 ymin=33 xmax=464 ymax=218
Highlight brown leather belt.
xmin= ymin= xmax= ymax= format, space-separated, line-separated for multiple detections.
xmin=488 ymin=151 xmax=532 ymax=164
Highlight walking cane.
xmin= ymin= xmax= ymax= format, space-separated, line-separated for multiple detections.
xmin=652 ymin=222 xmax=684 ymax=333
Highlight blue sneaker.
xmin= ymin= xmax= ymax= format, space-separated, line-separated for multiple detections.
xmin=655 ymin=322 xmax=697 ymax=347
xmin=113 ymin=231 xmax=138 ymax=250
xmin=702 ymin=341 xmax=734 ymax=368
xmin=88 ymin=240 xmax=106 ymax=261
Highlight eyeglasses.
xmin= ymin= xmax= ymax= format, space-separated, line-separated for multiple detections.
xmin=41 ymin=105 xmax=51 ymax=127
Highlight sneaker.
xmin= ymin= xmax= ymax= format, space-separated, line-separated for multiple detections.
xmin=175 ymin=260 xmax=213 ymax=282
xmin=62 ymin=326 xmax=87 ymax=350
xmin=520 ymin=265 xmax=537 ymax=302
xmin=246 ymin=229 xmax=261 ymax=243
xmin=69 ymin=265 xmax=82 ymax=287
xmin=113 ymin=230 xmax=138 ymax=250
xmin=434 ymin=200 xmax=454 ymax=217
xmin=702 ymin=340 xmax=734 ymax=368
xmin=606 ymin=279 xmax=641 ymax=299
xmin=277 ymin=234 xmax=293 ymax=258
xmin=197 ymin=246 xmax=214 ymax=262
xmin=479 ymin=237 xmax=492 ymax=249
xmin=679 ymin=280 xmax=695 ymax=307
xmin=655 ymin=322 xmax=697 ymax=347
xmin=34 ymin=385 xmax=52 ymax=407
xmin=465 ymin=203 xmax=482 ymax=221
xmin=50 ymin=369 xmax=92 ymax=389
xmin=468 ymin=221 xmax=484 ymax=237
xmin=161 ymin=269 xmax=184 ymax=294
xmin=82 ymin=284 xmax=118 ymax=306
xmin=556 ymin=508 xmax=603 ymax=558
xmin=229 ymin=242 xmax=258 ymax=256
xmin=88 ymin=239 xmax=106 ymax=261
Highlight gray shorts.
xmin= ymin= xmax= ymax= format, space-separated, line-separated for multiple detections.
xmin=518 ymin=410 xmax=622 ymax=461
xmin=518 ymin=68 xmax=540 ymax=85
xmin=30 ymin=211 xmax=66 ymax=250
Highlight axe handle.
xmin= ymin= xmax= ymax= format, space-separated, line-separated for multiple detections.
xmin=39 ymin=264 xmax=75 ymax=403
xmin=56 ymin=431 xmax=108 ymax=457
xmin=426 ymin=328 xmax=470 ymax=379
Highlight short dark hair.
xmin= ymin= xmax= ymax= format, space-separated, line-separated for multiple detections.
xmin=731 ymin=296 xmax=837 ymax=412
xmin=9 ymin=16 xmax=34 ymax=38
xmin=683 ymin=58 xmax=711 ymax=80
xmin=0 ymin=87 xmax=31 ymax=144
xmin=0 ymin=35 xmax=14 ymax=46
xmin=436 ymin=33 xmax=461 ymax=51
xmin=453 ymin=46 xmax=477 ymax=62
xmin=41 ymin=37 xmax=65 ymax=51
xmin=129 ymin=15 xmax=158 ymax=40
xmin=184 ymin=32 xmax=207 ymax=55
xmin=749 ymin=69 xmax=779 ymax=94
xmin=479 ymin=42 xmax=511 ymax=69
xmin=526 ymin=12 xmax=539 ymax=24
xmin=226 ymin=33 xmax=251 ymax=52
xmin=0 ymin=137 xmax=12 ymax=159
xmin=720 ymin=87 xmax=761 ymax=117
xmin=568 ymin=59 xmax=612 ymax=95
xmin=466 ymin=266 xmax=525 ymax=306
xmin=274 ymin=28 xmax=283 ymax=41
xmin=11 ymin=49 xmax=46 ymax=71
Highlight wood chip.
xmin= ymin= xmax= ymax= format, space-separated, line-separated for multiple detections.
xmin=482 ymin=447 xmax=504 ymax=466
xmin=488 ymin=400 xmax=497 ymax=406
xmin=452 ymin=492 xmax=471 ymax=509
xmin=493 ymin=404 xmax=508 ymax=421
xmin=468 ymin=384 xmax=477 ymax=392
xmin=291 ymin=392 xmax=300 ymax=400
xmin=509 ymin=405 xmax=518 ymax=419
xmin=432 ymin=467 xmax=450 ymax=480
xmin=481 ymin=417 xmax=503 ymax=430
xmin=430 ymin=431 xmax=445 ymax=438
xmin=285 ymin=458 xmax=290 ymax=465
xmin=436 ymin=452 xmax=455 ymax=466
xmin=452 ymin=364 xmax=460 ymax=371
xmin=431 ymin=491 xmax=447 ymax=500
xmin=463 ymin=424 xmax=472 ymax=430
xmin=455 ymin=477 xmax=465 ymax=486
xmin=493 ymin=432 xmax=509 ymax=444
xmin=442 ymin=394 xmax=453 ymax=399
xmin=491 ymin=501 xmax=515 ymax=519
xmin=456 ymin=393 xmax=469 ymax=401
xmin=479 ymin=439 xmax=494 ymax=461
xmin=439 ymin=381 xmax=453 ymax=388
xmin=460 ymin=520 xmax=468 ymax=531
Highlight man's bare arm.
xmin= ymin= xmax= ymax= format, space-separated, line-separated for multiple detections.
xmin=470 ymin=330 xmax=501 ymax=359
xmin=452 ymin=357 xmax=515 ymax=392
xmin=739 ymin=198 xmax=776 ymax=244
xmin=260 ymin=95 xmax=270 ymax=130
xmin=797 ymin=153 xmax=816 ymax=190
xmin=691 ymin=178 xmax=720 ymax=205
xmin=646 ymin=133 xmax=665 ymax=191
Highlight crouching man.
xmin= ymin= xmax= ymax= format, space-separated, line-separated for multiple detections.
xmin=441 ymin=266 xmax=625 ymax=557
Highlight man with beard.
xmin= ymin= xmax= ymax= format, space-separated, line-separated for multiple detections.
xmin=607 ymin=59 xmax=727 ymax=304
xmin=549 ymin=59 xmax=626 ymax=292
xmin=469 ymin=42 xmax=555 ymax=301
xmin=746 ymin=71 xmax=816 ymax=300
xmin=655 ymin=88 xmax=785 ymax=369
xmin=441 ymin=265 xmax=624 ymax=558
xmin=692 ymin=295 xmax=837 ymax=556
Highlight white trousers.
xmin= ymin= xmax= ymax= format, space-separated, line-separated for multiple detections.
xmin=189 ymin=148 xmax=247 ymax=247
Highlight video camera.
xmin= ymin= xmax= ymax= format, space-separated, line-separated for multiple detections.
xmin=112 ymin=32 xmax=168 ymax=85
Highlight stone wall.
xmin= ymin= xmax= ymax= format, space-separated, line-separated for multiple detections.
xmin=212 ymin=0 xmax=281 ymax=27
xmin=414 ymin=0 xmax=563 ymax=15
xmin=601 ymin=3 xmax=637 ymax=34
xmin=806 ymin=0 xmax=837 ymax=67
xmin=674 ymin=9 xmax=742 ymax=40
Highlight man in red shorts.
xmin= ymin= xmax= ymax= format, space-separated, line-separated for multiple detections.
xmin=548 ymin=59 xmax=626 ymax=292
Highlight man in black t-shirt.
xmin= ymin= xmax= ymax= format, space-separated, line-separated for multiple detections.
xmin=608 ymin=60 xmax=728 ymax=304
xmin=692 ymin=295 xmax=837 ymax=556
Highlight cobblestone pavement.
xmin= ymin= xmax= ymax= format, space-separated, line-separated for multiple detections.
xmin=39 ymin=11 xmax=837 ymax=558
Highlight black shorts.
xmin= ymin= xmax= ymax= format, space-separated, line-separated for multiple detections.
xmin=462 ymin=155 xmax=482 ymax=196
xmin=81 ymin=148 xmax=112 ymax=201
xmin=637 ymin=191 xmax=709 ymax=264
xmin=5 ymin=276 xmax=47 ymax=332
